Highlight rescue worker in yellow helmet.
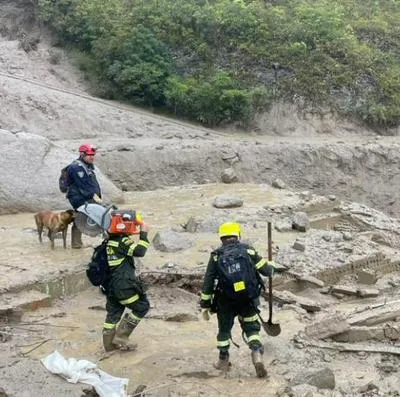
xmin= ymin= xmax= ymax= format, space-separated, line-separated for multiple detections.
xmin=200 ymin=222 xmax=277 ymax=378
xmin=102 ymin=211 xmax=151 ymax=352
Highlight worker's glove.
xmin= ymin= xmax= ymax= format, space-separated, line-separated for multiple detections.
xmin=265 ymin=261 xmax=278 ymax=277
xmin=93 ymin=193 xmax=102 ymax=203
xmin=200 ymin=299 xmax=211 ymax=309
xmin=202 ymin=308 xmax=211 ymax=321
xmin=140 ymin=222 xmax=149 ymax=233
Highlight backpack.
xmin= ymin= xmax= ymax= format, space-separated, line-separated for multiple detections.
xmin=59 ymin=165 xmax=70 ymax=193
xmin=86 ymin=240 xmax=111 ymax=291
xmin=59 ymin=160 xmax=87 ymax=193
xmin=216 ymin=243 xmax=262 ymax=302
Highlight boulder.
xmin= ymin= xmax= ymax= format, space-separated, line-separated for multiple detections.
xmin=212 ymin=195 xmax=243 ymax=209
xmin=0 ymin=130 xmax=123 ymax=214
xmin=220 ymin=167 xmax=238 ymax=183
xmin=292 ymin=367 xmax=335 ymax=390
xmin=152 ymin=230 xmax=193 ymax=252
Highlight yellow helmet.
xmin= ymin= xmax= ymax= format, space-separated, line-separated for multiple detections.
xmin=219 ymin=222 xmax=241 ymax=238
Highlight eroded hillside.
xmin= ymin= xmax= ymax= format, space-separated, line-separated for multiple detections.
xmin=0 ymin=2 xmax=400 ymax=397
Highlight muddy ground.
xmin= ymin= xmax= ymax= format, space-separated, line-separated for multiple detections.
xmin=1 ymin=1 xmax=400 ymax=396
xmin=1 ymin=184 xmax=400 ymax=397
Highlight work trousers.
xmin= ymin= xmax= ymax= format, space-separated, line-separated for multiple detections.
xmin=105 ymin=293 xmax=150 ymax=326
xmin=216 ymin=296 xmax=262 ymax=354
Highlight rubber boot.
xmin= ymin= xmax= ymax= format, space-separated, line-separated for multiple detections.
xmin=71 ymin=223 xmax=83 ymax=249
xmin=102 ymin=328 xmax=117 ymax=352
xmin=113 ymin=313 xmax=139 ymax=347
xmin=251 ymin=350 xmax=267 ymax=378
xmin=214 ymin=351 xmax=231 ymax=371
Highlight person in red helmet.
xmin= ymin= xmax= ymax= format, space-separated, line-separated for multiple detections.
xmin=66 ymin=143 xmax=102 ymax=248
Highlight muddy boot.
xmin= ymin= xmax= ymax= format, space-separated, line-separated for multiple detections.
xmin=71 ymin=224 xmax=83 ymax=249
xmin=214 ymin=352 xmax=231 ymax=371
xmin=251 ymin=350 xmax=267 ymax=378
xmin=113 ymin=313 xmax=139 ymax=348
xmin=102 ymin=328 xmax=117 ymax=352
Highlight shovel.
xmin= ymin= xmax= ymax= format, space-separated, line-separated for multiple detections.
xmin=260 ymin=222 xmax=281 ymax=337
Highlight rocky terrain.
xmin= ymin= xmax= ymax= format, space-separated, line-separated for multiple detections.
xmin=0 ymin=1 xmax=399 ymax=396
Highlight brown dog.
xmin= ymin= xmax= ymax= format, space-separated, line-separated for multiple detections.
xmin=34 ymin=210 xmax=75 ymax=249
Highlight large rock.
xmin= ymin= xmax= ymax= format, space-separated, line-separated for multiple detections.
xmin=152 ymin=230 xmax=193 ymax=252
xmin=212 ymin=195 xmax=243 ymax=209
xmin=0 ymin=130 xmax=123 ymax=214
xmin=292 ymin=367 xmax=336 ymax=390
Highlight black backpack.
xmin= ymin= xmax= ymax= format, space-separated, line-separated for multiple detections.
xmin=59 ymin=165 xmax=70 ymax=193
xmin=216 ymin=243 xmax=262 ymax=302
xmin=86 ymin=240 xmax=111 ymax=291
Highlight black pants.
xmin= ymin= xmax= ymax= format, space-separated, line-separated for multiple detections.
xmin=216 ymin=295 xmax=262 ymax=354
xmin=104 ymin=293 xmax=150 ymax=327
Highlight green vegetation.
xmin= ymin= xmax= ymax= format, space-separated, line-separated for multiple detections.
xmin=39 ymin=0 xmax=400 ymax=128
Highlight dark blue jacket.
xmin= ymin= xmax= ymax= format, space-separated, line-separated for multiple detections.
xmin=66 ymin=159 xmax=101 ymax=209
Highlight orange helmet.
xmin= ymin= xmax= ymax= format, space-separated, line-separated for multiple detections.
xmin=79 ymin=143 xmax=97 ymax=155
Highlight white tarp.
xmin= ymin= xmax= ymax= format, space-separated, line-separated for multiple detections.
xmin=41 ymin=351 xmax=129 ymax=397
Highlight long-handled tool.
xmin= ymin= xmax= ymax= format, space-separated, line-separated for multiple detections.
xmin=260 ymin=222 xmax=281 ymax=337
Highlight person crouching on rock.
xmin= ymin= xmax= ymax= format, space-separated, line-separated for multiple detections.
xmin=102 ymin=217 xmax=150 ymax=352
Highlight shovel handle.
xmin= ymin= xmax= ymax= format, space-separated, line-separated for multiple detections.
xmin=267 ymin=222 xmax=272 ymax=261
xmin=267 ymin=222 xmax=273 ymax=323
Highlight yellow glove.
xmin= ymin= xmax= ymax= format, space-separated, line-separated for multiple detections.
xmin=93 ymin=194 xmax=102 ymax=203
xmin=202 ymin=309 xmax=210 ymax=321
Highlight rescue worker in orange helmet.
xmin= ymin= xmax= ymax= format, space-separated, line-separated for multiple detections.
xmin=102 ymin=211 xmax=151 ymax=352
xmin=200 ymin=222 xmax=277 ymax=378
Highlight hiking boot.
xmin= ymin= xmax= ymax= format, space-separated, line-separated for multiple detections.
xmin=251 ymin=350 xmax=267 ymax=378
xmin=71 ymin=224 xmax=83 ymax=248
xmin=102 ymin=328 xmax=117 ymax=352
xmin=113 ymin=313 xmax=139 ymax=347
xmin=214 ymin=352 xmax=231 ymax=371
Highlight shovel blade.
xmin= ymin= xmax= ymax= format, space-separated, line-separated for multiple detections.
xmin=262 ymin=321 xmax=281 ymax=337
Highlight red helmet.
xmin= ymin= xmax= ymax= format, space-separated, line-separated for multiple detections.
xmin=79 ymin=143 xmax=97 ymax=155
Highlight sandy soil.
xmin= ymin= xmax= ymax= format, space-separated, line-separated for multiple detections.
xmin=1 ymin=184 xmax=399 ymax=397
xmin=0 ymin=3 xmax=399 ymax=395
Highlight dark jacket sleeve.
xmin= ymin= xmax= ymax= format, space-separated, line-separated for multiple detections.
xmin=246 ymin=245 xmax=271 ymax=277
xmin=200 ymin=251 xmax=219 ymax=303
xmin=121 ymin=232 xmax=150 ymax=258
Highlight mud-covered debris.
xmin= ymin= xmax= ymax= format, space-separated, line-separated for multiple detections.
xmin=81 ymin=387 xmax=99 ymax=397
xmin=357 ymin=269 xmax=377 ymax=285
xmin=0 ymin=328 xmax=12 ymax=343
xmin=291 ymin=367 xmax=335 ymax=390
xmin=88 ymin=306 xmax=105 ymax=311
xmin=305 ymin=314 xmax=349 ymax=340
xmin=272 ymin=178 xmax=286 ymax=189
xmin=51 ymin=312 xmax=67 ymax=318
xmin=132 ymin=384 xmax=147 ymax=396
xmin=221 ymin=168 xmax=238 ymax=184
xmin=0 ymin=308 xmax=23 ymax=324
xmin=0 ymin=387 xmax=9 ymax=397
xmin=164 ymin=313 xmax=198 ymax=322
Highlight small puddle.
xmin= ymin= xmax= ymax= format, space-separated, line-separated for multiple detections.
xmin=37 ymin=270 xmax=92 ymax=299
